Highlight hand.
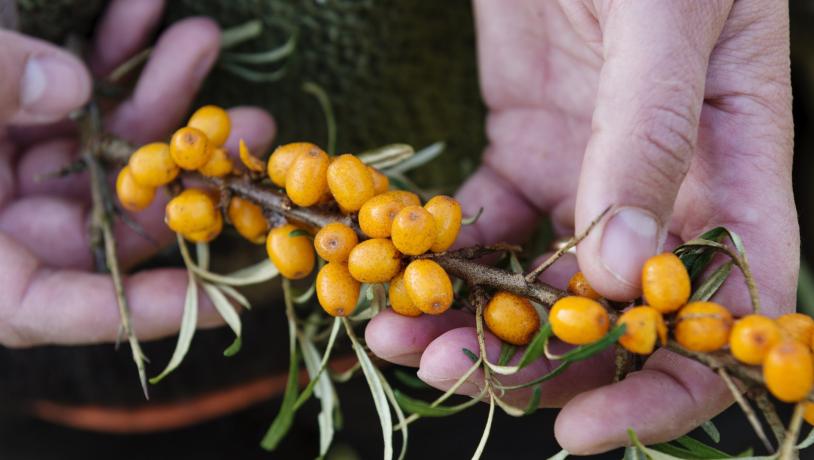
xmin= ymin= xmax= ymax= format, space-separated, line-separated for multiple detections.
xmin=0 ymin=0 xmax=275 ymax=347
xmin=367 ymin=0 xmax=798 ymax=454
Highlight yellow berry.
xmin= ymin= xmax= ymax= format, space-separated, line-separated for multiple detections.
xmin=389 ymin=270 xmax=422 ymax=317
xmin=403 ymin=259 xmax=453 ymax=315
xmin=198 ymin=145 xmax=233 ymax=177
xmin=369 ymin=166 xmax=389 ymax=195
xmin=484 ymin=291 xmax=540 ymax=346
xmin=358 ymin=193 xmax=404 ymax=238
xmin=227 ymin=197 xmax=268 ymax=244
xmin=285 ymin=146 xmax=330 ymax=207
xmin=267 ymin=142 xmax=317 ymax=187
xmin=170 ymin=126 xmax=211 ymax=170
xmin=641 ymin=253 xmax=691 ymax=314
xmin=567 ymin=271 xmax=601 ymax=300
xmin=187 ymin=105 xmax=230 ymax=147
xmin=674 ymin=301 xmax=733 ymax=352
xmin=763 ymin=340 xmax=814 ymax=403
xmin=616 ymin=306 xmax=667 ymax=355
xmin=805 ymin=402 xmax=814 ymax=426
xmin=327 ymin=154 xmax=375 ymax=212
xmin=266 ymin=224 xmax=315 ymax=280
xmin=128 ymin=142 xmax=179 ymax=187
xmin=316 ymin=262 xmax=361 ymax=317
xmin=238 ymin=139 xmax=266 ymax=173
xmin=729 ymin=315 xmax=782 ymax=365
xmin=777 ymin=313 xmax=814 ymax=345
xmin=385 ymin=190 xmax=421 ymax=207
xmin=165 ymin=188 xmax=218 ymax=234
xmin=549 ymin=296 xmax=610 ymax=345
xmin=347 ymin=238 xmax=401 ymax=283
xmin=424 ymin=195 xmax=462 ymax=253
xmin=391 ymin=205 xmax=436 ymax=255
xmin=314 ymin=222 xmax=358 ymax=263
xmin=116 ymin=166 xmax=156 ymax=212
xmin=184 ymin=211 xmax=223 ymax=243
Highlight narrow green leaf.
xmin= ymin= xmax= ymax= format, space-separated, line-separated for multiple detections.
xmin=294 ymin=317 xmax=342 ymax=409
xmin=378 ymin=369 xmax=409 ymax=460
xmin=498 ymin=343 xmax=518 ymax=366
xmin=358 ymin=144 xmax=415 ymax=169
xmin=299 ymin=333 xmax=337 ymax=456
xmin=196 ymin=242 xmax=210 ymax=270
xmin=202 ymin=283 xmax=242 ymax=356
xmin=690 ymin=261 xmax=733 ymax=302
xmin=217 ymin=284 xmax=251 ymax=309
xmin=796 ymin=426 xmax=814 ymax=449
xmin=394 ymin=391 xmax=482 ymax=417
xmin=701 ymin=420 xmax=721 ymax=444
xmin=462 ymin=348 xmax=479 ymax=363
xmin=518 ymin=323 xmax=553 ymax=369
xmin=624 ymin=446 xmax=648 ymax=460
xmin=508 ymin=252 xmax=524 ymax=275
xmin=546 ymin=449 xmax=569 ymax=460
xmin=522 ymin=384 xmax=541 ymax=415
xmin=149 ymin=273 xmax=198 ymax=384
xmin=179 ymin=238 xmax=279 ymax=286
xmin=674 ymin=435 xmax=734 ymax=458
xmin=650 ymin=443 xmax=698 ymax=459
xmin=462 ymin=207 xmax=484 ymax=226
xmin=797 ymin=259 xmax=814 ymax=318
xmin=289 ymin=229 xmax=310 ymax=238
xmin=384 ymin=142 xmax=445 ymax=174
xmin=223 ymin=337 xmax=242 ymax=357
xmin=472 ymin=395 xmax=495 ymax=460
xmin=302 ymin=82 xmax=336 ymax=155
xmin=393 ymin=369 xmax=430 ymax=390
xmin=292 ymin=282 xmax=316 ymax=305
xmin=675 ymin=227 xmax=727 ymax=280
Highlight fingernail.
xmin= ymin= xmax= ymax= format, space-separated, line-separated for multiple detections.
xmin=600 ymin=207 xmax=662 ymax=287
xmin=20 ymin=55 xmax=90 ymax=118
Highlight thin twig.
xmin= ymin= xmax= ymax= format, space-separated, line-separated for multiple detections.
xmin=717 ymin=369 xmax=773 ymax=453
xmin=753 ymin=389 xmax=786 ymax=447
xmin=778 ymin=403 xmax=805 ymax=460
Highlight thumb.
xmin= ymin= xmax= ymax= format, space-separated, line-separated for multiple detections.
xmin=575 ymin=1 xmax=731 ymax=300
xmin=0 ymin=30 xmax=92 ymax=124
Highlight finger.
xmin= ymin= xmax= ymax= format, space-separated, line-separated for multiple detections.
xmin=365 ymin=309 xmax=475 ymax=367
xmin=222 ymin=106 xmax=277 ymax=156
xmin=0 ymin=30 xmax=91 ymax=124
xmin=107 ymin=17 xmax=221 ymax=143
xmin=554 ymin=350 xmax=730 ymax=455
xmin=0 ymin=233 xmax=224 ymax=347
xmin=16 ymin=138 xmax=89 ymax=200
xmin=89 ymin=0 xmax=165 ymax=77
xmin=574 ymin=1 xmax=732 ymax=300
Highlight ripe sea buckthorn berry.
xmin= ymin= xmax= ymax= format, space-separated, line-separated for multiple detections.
xmin=567 ymin=271 xmax=601 ymax=300
xmin=165 ymin=188 xmax=218 ymax=234
xmin=391 ymin=205 xmax=436 ymax=255
xmin=267 ymin=142 xmax=317 ymax=187
xmin=316 ymin=262 xmax=361 ymax=317
xmin=128 ymin=142 xmax=178 ymax=187
xmin=777 ymin=313 xmax=814 ymax=345
xmin=389 ymin=270 xmax=422 ymax=317
xmin=403 ymin=259 xmax=453 ymax=315
xmin=327 ymin=154 xmax=375 ymax=212
xmin=805 ymin=402 xmax=814 ymax=426
xmin=347 ymin=238 xmax=401 ymax=283
xmin=369 ymin=166 xmax=389 ymax=195
xmin=199 ymin=146 xmax=233 ymax=177
xmin=266 ymin=224 xmax=315 ymax=279
xmin=314 ymin=222 xmax=358 ymax=263
xmin=116 ymin=166 xmax=156 ymax=212
xmin=227 ymin=197 xmax=268 ymax=244
xmin=484 ymin=291 xmax=540 ymax=346
xmin=170 ymin=126 xmax=211 ymax=170
xmin=641 ymin=252 xmax=690 ymax=314
xmin=424 ymin=195 xmax=461 ymax=253
xmin=185 ymin=211 xmax=223 ymax=243
xmin=763 ymin=340 xmax=814 ymax=402
xmin=187 ymin=105 xmax=230 ymax=147
xmin=385 ymin=190 xmax=421 ymax=207
xmin=238 ymin=139 xmax=266 ymax=173
xmin=616 ymin=306 xmax=667 ymax=355
xmin=674 ymin=301 xmax=733 ymax=352
xmin=285 ymin=146 xmax=330 ymax=207
xmin=358 ymin=193 xmax=404 ymax=238
xmin=549 ymin=296 xmax=610 ymax=345
xmin=729 ymin=314 xmax=782 ymax=365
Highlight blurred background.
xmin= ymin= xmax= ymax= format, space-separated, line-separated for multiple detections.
xmin=0 ymin=0 xmax=812 ymax=458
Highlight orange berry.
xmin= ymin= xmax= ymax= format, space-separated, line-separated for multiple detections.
xmin=116 ymin=166 xmax=156 ymax=212
xmin=616 ymin=306 xmax=667 ymax=355
xmin=369 ymin=166 xmax=389 ymax=195
xmin=777 ymin=313 xmax=814 ymax=345
xmin=385 ymin=190 xmax=421 ymax=207
xmin=198 ymin=145 xmax=233 ymax=177
xmin=729 ymin=315 xmax=782 ymax=365
xmin=763 ymin=340 xmax=814 ymax=402
xmin=267 ymin=142 xmax=317 ymax=187
xmin=389 ymin=270 xmax=422 ymax=317
xmin=285 ymin=146 xmax=330 ymax=207
xmin=641 ymin=253 xmax=691 ymax=314
xmin=187 ymin=105 xmax=230 ymax=147
xmin=347 ymin=238 xmax=401 ymax=283
xmin=391 ymin=205 xmax=436 ymax=255
xmin=170 ymin=126 xmax=211 ymax=170
xmin=314 ymin=222 xmax=358 ymax=263
xmin=327 ymin=154 xmax=375 ymax=212
xmin=316 ymin=262 xmax=361 ymax=317
xmin=165 ymin=188 xmax=218 ymax=234
xmin=358 ymin=193 xmax=404 ymax=238
xmin=567 ymin=271 xmax=601 ymax=300
xmin=549 ymin=296 xmax=610 ymax=345
xmin=403 ymin=259 xmax=453 ymax=315
xmin=185 ymin=210 xmax=223 ymax=243
xmin=266 ymin=224 xmax=315 ymax=280
xmin=424 ymin=195 xmax=462 ymax=253
xmin=484 ymin=291 xmax=540 ymax=346
xmin=128 ymin=142 xmax=179 ymax=187
xmin=805 ymin=402 xmax=814 ymax=426
xmin=227 ymin=197 xmax=268 ymax=244
xmin=674 ymin=301 xmax=733 ymax=352
xmin=238 ymin=139 xmax=266 ymax=173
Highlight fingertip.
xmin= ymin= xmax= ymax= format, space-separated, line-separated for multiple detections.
xmin=90 ymin=0 xmax=165 ymax=76
xmin=224 ymin=106 xmax=276 ymax=156
xmin=417 ymin=326 xmax=486 ymax=396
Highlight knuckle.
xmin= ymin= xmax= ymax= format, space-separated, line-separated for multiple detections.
xmin=631 ymin=102 xmax=697 ymax=187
